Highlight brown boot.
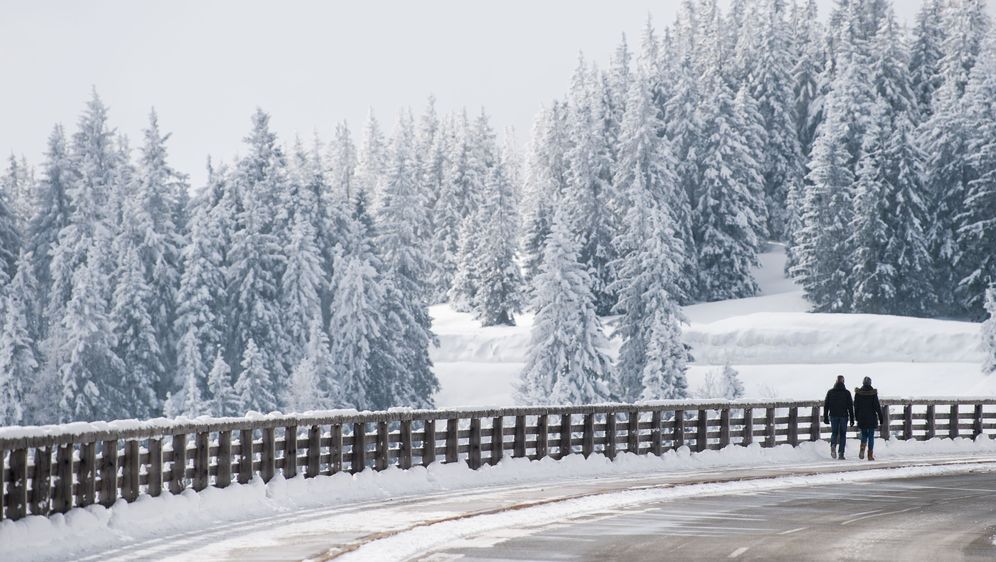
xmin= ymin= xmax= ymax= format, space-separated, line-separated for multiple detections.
xmin=867 ymin=449 xmax=875 ymax=461
xmin=859 ymin=442 xmax=866 ymax=459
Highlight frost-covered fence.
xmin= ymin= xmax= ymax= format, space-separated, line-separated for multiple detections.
xmin=1 ymin=398 xmax=995 ymax=521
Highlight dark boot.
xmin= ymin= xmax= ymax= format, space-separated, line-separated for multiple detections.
xmin=859 ymin=442 xmax=866 ymax=460
xmin=867 ymin=449 xmax=875 ymax=461
xmin=831 ymin=446 xmax=837 ymax=459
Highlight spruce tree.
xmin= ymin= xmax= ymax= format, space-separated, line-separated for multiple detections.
xmin=520 ymin=103 xmax=569 ymax=289
xmin=206 ymin=350 xmax=238 ymax=417
xmin=111 ymin=245 xmax=163 ymax=418
xmin=287 ymin=320 xmax=337 ymax=412
xmin=0 ymin=252 xmax=39 ymax=425
xmin=518 ymin=211 xmax=613 ymax=406
xmin=909 ymin=0 xmax=946 ymax=119
xmin=640 ymin=305 xmax=689 ymax=402
xmin=471 ymin=157 xmax=523 ymax=326
xmin=280 ymin=212 xmax=324 ymax=367
xmin=982 ymin=287 xmax=996 ymax=375
xmin=235 ymin=338 xmax=277 ymax=413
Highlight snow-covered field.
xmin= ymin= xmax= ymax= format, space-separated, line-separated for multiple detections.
xmin=432 ymin=243 xmax=994 ymax=407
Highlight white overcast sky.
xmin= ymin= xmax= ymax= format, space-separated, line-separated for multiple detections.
xmin=2 ymin=1 xmax=992 ymax=187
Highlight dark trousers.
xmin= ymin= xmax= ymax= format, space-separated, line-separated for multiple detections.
xmin=859 ymin=427 xmax=876 ymax=451
xmin=830 ymin=416 xmax=848 ymax=455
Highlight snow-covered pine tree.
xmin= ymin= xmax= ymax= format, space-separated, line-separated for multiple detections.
xmin=748 ymin=0 xmax=804 ymax=240
xmin=280 ymin=212 xmax=324 ymax=367
xmin=609 ymin=69 xmax=686 ymax=402
xmin=694 ymin=58 xmax=763 ymax=301
xmin=983 ymin=287 xmax=996 ymax=374
xmin=790 ymin=0 xmax=825 ymax=158
xmin=56 ymin=254 xmax=126 ymax=422
xmin=206 ymin=350 xmax=238 ymax=417
xmin=173 ymin=164 xmax=231 ymax=409
xmin=0 ymin=251 xmax=39 ymax=425
xmin=0 ymin=165 xmax=19 ymax=291
xmin=471 ymin=156 xmax=523 ymax=326
xmin=376 ymin=112 xmax=439 ymax=408
xmin=357 ymin=110 xmax=389 ymax=211
xmin=518 ymin=210 xmax=613 ymax=406
xmin=329 ymin=217 xmax=399 ymax=411
xmin=695 ymin=363 xmax=743 ymax=400
xmin=956 ymin=39 xmax=996 ymax=317
xmin=1 ymin=154 xmax=31 ymax=240
xmin=851 ymin=99 xmax=934 ymax=316
xmin=180 ymin=357 xmax=203 ymax=417
xmin=791 ymin=87 xmax=855 ymax=313
xmin=235 ymin=338 xmax=278 ymax=413
xmin=520 ymin=102 xmax=569 ymax=289
xmin=563 ymin=56 xmax=619 ymax=315
xmin=328 ymin=120 xmax=357 ymax=207
xmin=909 ymin=0 xmax=947 ymax=119
xmin=447 ymin=216 xmax=480 ymax=312
xmin=937 ymin=0 xmax=992 ymax=100
xmin=869 ymin=10 xmax=918 ymax=120
xmin=110 ymin=245 xmax=163 ymax=419
xmin=287 ymin=320 xmax=338 ymax=412
xmin=227 ymin=110 xmax=289 ymax=403
xmin=430 ymin=111 xmax=482 ymax=301
xmin=24 ymin=125 xmax=72 ymax=339
xmin=639 ymin=300 xmax=689 ymax=402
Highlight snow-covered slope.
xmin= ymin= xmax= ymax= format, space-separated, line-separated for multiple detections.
xmin=431 ymin=243 xmax=993 ymax=407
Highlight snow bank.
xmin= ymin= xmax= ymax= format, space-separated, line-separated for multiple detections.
xmin=685 ymin=312 xmax=982 ymax=365
xmin=3 ymin=437 xmax=995 ymax=562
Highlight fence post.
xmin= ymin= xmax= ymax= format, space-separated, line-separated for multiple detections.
xmin=99 ymin=439 xmax=118 ymax=507
xmin=787 ymin=407 xmax=799 ymax=447
xmin=926 ymin=405 xmax=936 ymax=439
xmin=949 ymin=404 xmax=959 ymax=439
xmin=674 ymin=410 xmax=685 ymax=449
xmin=490 ymin=417 xmax=503 ymax=465
xmin=765 ymin=408 xmax=776 ymax=448
xmin=31 ymin=446 xmax=52 ymax=515
xmin=651 ymin=410 xmax=663 ymax=455
xmin=307 ymin=425 xmax=321 ymax=477
xmin=284 ymin=425 xmax=299 ymax=478
xmin=217 ymin=431 xmax=232 ymax=487
xmin=7 ymin=448 xmax=27 ymax=520
xmin=351 ymin=423 xmax=365 ymax=474
xmin=446 ymin=418 xmax=459 ymax=463
xmin=742 ymin=407 xmax=754 ymax=446
xmin=148 ymin=438 xmax=163 ymax=496
xmin=78 ymin=442 xmax=96 ymax=507
xmin=627 ymin=411 xmax=640 ymax=454
xmin=605 ymin=412 xmax=617 ymax=459
xmin=810 ymin=407 xmax=821 ymax=441
xmin=974 ymin=404 xmax=984 ymax=438
xmin=261 ymin=428 xmax=275 ymax=481
xmin=193 ymin=432 xmax=209 ymax=491
xmin=330 ymin=423 xmax=343 ymax=474
xmin=170 ymin=434 xmax=186 ymax=494
xmin=582 ymin=413 xmax=595 ymax=458
xmin=53 ymin=444 xmax=73 ymax=513
xmin=468 ymin=418 xmax=482 ymax=469
xmin=238 ymin=429 xmax=253 ymax=483
xmin=696 ymin=410 xmax=708 ymax=452
xmin=559 ymin=414 xmax=572 ymax=458
xmin=421 ymin=419 xmax=435 ymax=467
xmin=514 ymin=415 xmax=527 ymax=458
xmin=903 ymin=404 xmax=913 ymax=440
xmin=719 ymin=408 xmax=731 ymax=449
xmin=535 ymin=414 xmax=549 ymax=459
xmin=880 ymin=405 xmax=891 ymax=440
xmin=376 ymin=421 xmax=389 ymax=471
xmin=122 ymin=440 xmax=140 ymax=502
xmin=399 ymin=420 xmax=413 ymax=469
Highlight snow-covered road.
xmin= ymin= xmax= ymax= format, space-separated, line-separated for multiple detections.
xmin=10 ymin=436 xmax=987 ymax=562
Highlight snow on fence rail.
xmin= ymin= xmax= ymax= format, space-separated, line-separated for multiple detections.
xmin=1 ymin=398 xmax=995 ymax=522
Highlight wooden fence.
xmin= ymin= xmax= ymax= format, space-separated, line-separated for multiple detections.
xmin=1 ymin=398 xmax=995 ymax=522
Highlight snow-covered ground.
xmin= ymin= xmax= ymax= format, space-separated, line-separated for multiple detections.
xmin=4 ymin=437 xmax=994 ymax=562
xmin=431 ymin=243 xmax=993 ymax=407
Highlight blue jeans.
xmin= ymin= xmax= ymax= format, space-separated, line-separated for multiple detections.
xmin=830 ymin=416 xmax=848 ymax=456
xmin=860 ymin=428 xmax=876 ymax=451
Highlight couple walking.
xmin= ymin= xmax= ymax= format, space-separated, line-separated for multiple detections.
xmin=823 ymin=375 xmax=882 ymax=460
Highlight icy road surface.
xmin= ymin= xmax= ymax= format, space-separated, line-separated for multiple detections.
xmin=84 ymin=454 xmax=996 ymax=562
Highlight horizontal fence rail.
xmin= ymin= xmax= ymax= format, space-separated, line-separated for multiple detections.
xmin=1 ymin=398 xmax=995 ymax=522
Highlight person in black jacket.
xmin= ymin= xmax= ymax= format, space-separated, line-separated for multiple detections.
xmin=823 ymin=375 xmax=854 ymax=459
xmin=854 ymin=376 xmax=884 ymax=461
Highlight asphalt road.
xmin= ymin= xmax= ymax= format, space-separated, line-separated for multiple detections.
xmin=419 ymin=471 xmax=996 ymax=561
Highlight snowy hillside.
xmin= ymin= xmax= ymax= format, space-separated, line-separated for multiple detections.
xmin=431 ymin=243 xmax=994 ymax=407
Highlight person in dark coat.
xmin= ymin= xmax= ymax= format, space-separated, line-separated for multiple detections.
xmin=853 ymin=376 xmax=883 ymax=460
xmin=823 ymin=375 xmax=854 ymax=459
